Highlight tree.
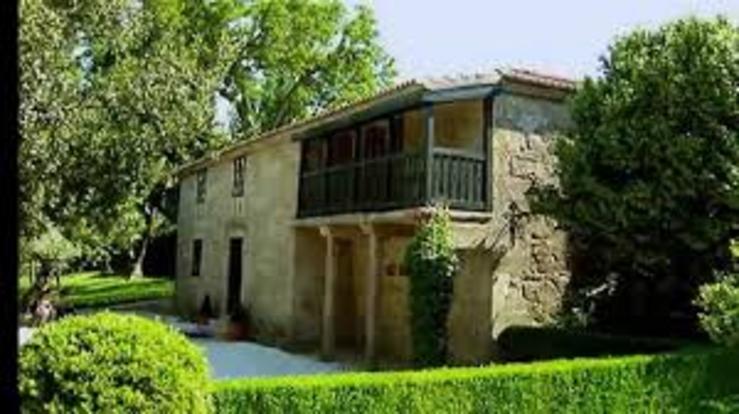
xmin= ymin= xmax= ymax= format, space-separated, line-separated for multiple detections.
xmin=531 ymin=18 xmax=739 ymax=334
xmin=19 ymin=0 xmax=81 ymax=241
xmin=20 ymin=0 xmax=235 ymax=277
xmin=218 ymin=0 xmax=396 ymax=137
xmin=20 ymin=0 xmax=395 ymax=277
xmin=404 ymin=207 xmax=458 ymax=366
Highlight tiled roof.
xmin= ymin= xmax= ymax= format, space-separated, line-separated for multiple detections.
xmin=175 ymin=67 xmax=577 ymax=176
xmin=500 ymin=67 xmax=577 ymax=90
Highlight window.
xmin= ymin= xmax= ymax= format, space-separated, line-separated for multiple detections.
xmin=232 ymin=156 xmax=246 ymax=197
xmin=196 ymin=169 xmax=207 ymax=203
xmin=361 ymin=120 xmax=390 ymax=159
xmin=302 ymin=138 xmax=325 ymax=172
xmin=327 ymin=130 xmax=356 ymax=167
xmin=191 ymin=239 xmax=202 ymax=276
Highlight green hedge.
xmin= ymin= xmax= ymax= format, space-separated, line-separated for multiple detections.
xmin=21 ymin=312 xmax=211 ymax=413
xmin=498 ymin=326 xmax=691 ymax=362
xmin=213 ymin=348 xmax=739 ymax=413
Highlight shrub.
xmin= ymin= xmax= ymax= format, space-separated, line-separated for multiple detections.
xmin=404 ymin=207 xmax=458 ymax=366
xmin=212 ymin=347 xmax=739 ymax=413
xmin=20 ymin=312 xmax=211 ymax=413
xmin=696 ymin=273 xmax=739 ymax=347
xmin=529 ymin=18 xmax=739 ymax=334
xmin=498 ymin=326 xmax=690 ymax=362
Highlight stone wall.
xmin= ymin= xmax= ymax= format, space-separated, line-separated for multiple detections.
xmin=377 ymin=236 xmax=413 ymax=361
xmin=176 ymin=85 xmax=573 ymax=363
xmin=176 ymin=159 xmax=247 ymax=318
xmin=487 ymin=92 xmax=572 ymax=339
xmin=175 ymin=135 xmax=300 ymax=342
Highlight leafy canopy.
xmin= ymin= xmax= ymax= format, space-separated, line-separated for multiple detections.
xmin=19 ymin=0 xmax=395 ymax=273
xmin=219 ymin=0 xmax=396 ymax=137
xmin=531 ymin=17 xmax=739 ymax=330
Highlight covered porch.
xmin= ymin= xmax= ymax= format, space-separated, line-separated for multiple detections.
xmin=292 ymin=219 xmax=418 ymax=363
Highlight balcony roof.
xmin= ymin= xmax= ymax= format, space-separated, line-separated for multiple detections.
xmin=175 ymin=67 xmax=577 ymax=178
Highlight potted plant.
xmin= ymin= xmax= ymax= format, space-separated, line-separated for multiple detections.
xmin=196 ymin=295 xmax=214 ymax=325
xmin=227 ymin=304 xmax=250 ymax=341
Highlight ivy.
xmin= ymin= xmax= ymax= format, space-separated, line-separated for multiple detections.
xmin=404 ymin=207 xmax=458 ymax=366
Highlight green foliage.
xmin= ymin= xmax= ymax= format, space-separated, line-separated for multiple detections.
xmin=498 ymin=326 xmax=690 ymax=362
xmin=212 ymin=348 xmax=739 ymax=413
xmin=27 ymin=225 xmax=81 ymax=276
xmin=20 ymin=0 xmax=395 ymax=272
xmin=20 ymin=0 xmax=234 ymax=270
xmin=219 ymin=0 xmax=396 ymax=136
xmin=530 ymin=17 xmax=739 ymax=331
xmin=20 ymin=312 xmax=211 ymax=413
xmin=19 ymin=0 xmax=81 ymax=240
xmin=404 ymin=207 xmax=458 ymax=366
xmin=19 ymin=272 xmax=174 ymax=309
xmin=696 ymin=273 xmax=739 ymax=347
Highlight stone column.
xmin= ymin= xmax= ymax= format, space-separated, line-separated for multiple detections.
xmin=361 ymin=223 xmax=378 ymax=362
xmin=320 ymin=226 xmax=335 ymax=358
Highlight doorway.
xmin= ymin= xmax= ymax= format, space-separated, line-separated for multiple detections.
xmin=226 ymin=238 xmax=243 ymax=315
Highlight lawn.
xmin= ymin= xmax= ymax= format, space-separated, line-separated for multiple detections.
xmin=20 ymin=271 xmax=174 ymax=309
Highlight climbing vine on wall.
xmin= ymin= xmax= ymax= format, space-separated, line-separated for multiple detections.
xmin=404 ymin=207 xmax=458 ymax=366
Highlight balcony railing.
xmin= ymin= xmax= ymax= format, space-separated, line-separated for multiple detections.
xmin=298 ymin=148 xmax=487 ymax=218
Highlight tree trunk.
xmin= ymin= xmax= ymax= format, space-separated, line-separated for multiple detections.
xmin=130 ymin=201 xmax=158 ymax=280
xmin=129 ymin=235 xmax=148 ymax=279
xmin=54 ymin=267 xmax=61 ymax=288
xmin=29 ymin=260 xmax=35 ymax=286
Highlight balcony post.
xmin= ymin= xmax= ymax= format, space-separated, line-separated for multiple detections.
xmin=320 ymin=226 xmax=335 ymax=359
xmin=423 ymin=104 xmax=435 ymax=202
xmin=360 ymin=223 xmax=378 ymax=362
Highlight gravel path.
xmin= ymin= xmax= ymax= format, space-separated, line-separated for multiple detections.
xmin=194 ymin=339 xmax=343 ymax=379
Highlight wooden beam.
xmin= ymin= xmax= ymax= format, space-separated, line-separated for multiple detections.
xmin=421 ymin=85 xmax=497 ymax=103
xmin=361 ymin=223 xmax=378 ymax=362
xmin=320 ymin=226 xmax=336 ymax=358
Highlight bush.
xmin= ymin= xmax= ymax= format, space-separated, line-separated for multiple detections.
xmin=498 ymin=326 xmax=690 ymax=362
xmin=213 ymin=347 xmax=739 ymax=413
xmin=696 ymin=273 xmax=739 ymax=347
xmin=529 ymin=18 xmax=739 ymax=335
xmin=20 ymin=312 xmax=211 ymax=413
xmin=404 ymin=207 xmax=458 ymax=366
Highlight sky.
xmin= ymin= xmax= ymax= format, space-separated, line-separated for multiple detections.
xmin=350 ymin=0 xmax=738 ymax=80
xmin=217 ymin=1 xmax=738 ymax=129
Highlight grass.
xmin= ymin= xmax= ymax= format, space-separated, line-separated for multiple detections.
xmin=20 ymin=271 xmax=174 ymax=309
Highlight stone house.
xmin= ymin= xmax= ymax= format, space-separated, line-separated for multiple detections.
xmin=174 ymin=68 xmax=574 ymax=363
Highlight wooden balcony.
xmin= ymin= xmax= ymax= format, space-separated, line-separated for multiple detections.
xmin=297 ymin=99 xmax=491 ymax=218
xmin=299 ymin=148 xmax=488 ymax=217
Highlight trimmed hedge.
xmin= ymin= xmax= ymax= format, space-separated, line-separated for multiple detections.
xmin=20 ymin=312 xmax=211 ymax=413
xmin=498 ymin=326 xmax=691 ymax=362
xmin=213 ymin=348 xmax=739 ymax=413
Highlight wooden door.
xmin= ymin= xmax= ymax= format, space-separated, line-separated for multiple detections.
xmin=226 ymin=238 xmax=243 ymax=315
